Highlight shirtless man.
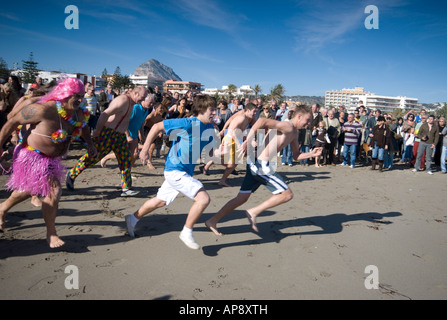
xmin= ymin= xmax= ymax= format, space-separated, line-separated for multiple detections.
xmin=66 ymin=86 xmax=147 ymax=197
xmin=206 ymin=104 xmax=322 ymax=235
xmin=100 ymin=93 xmax=157 ymax=168
xmin=201 ymin=103 xmax=257 ymax=187
xmin=0 ymin=78 xmax=96 ymax=248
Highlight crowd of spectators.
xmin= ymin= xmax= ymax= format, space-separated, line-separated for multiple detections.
xmin=1 ymin=76 xmax=446 ymax=177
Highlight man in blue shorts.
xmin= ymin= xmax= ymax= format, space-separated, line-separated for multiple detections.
xmin=125 ymin=95 xmax=218 ymax=249
xmin=206 ymin=104 xmax=322 ymax=236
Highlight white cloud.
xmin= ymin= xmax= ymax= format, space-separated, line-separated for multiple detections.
xmin=158 ymin=45 xmax=224 ymax=64
xmin=174 ymin=0 xmax=243 ymax=33
xmin=291 ymin=0 xmax=410 ymax=53
xmin=0 ymin=12 xmax=22 ymax=22
xmin=291 ymin=1 xmax=364 ymax=53
xmin=0 ymin=24 xmax=130 ymax=61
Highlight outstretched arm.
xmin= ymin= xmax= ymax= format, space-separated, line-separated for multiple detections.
xmin=140 ymin=121 xmax=165 ymax=165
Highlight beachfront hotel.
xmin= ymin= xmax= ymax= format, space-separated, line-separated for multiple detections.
xmin=354 ymin=94 xmax=421 ymax=112
xmin=325 ymin=87 xmax=375 ymax=110
xmin=10 ymin=69 xmax=106 ymax=90
xmin=202 ymin=85 xmax=255 ymax=98
xmin=129 ymin=74 xmax=165 ymax=90
xmin=325 ymin=87 xmax=421 ymax=112
xmin=163 ymin=80 xmax=203 ymax=95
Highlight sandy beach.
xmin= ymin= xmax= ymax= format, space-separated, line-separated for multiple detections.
xmin=1 ymin=143 xmax=447 ymax=300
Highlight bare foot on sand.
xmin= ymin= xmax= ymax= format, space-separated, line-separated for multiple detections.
xmin=31 ymin=196 xmax=42 ymax=208
xmin=100 ymin=158 xmax=108 ymax=168
xmin=218 ymin=181 xmax=231 ymax=187
xmin=205 ymin=220 xmax=223 ymax=236
xmin=47 ymin=234 xmax=65 ymax=248
xmin=147 ymin=162 xmax=155 ymax=170
xmin=245 ymin=210 xmax=258 ymax=232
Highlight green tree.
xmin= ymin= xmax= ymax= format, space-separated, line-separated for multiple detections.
xmin=392 ymin=108 xmax=406 ymax=119
xmin=101 ymin=68 xmax=108 ymax=78
xmin=0 ymin=58 xmax=10 ymax=80
xmin=436 ymin=103 xmax=447 ymax=119
xmin=253 ymin=84 xmax=262 ymax=98
xmin=21 ymin=52 xmax=39 ymax=84
xmin=270 ymin=84 xmax=286 ymax=102
xmin=226 ymin=84 xmax=237 ymax=99
xmin=111 ymin=66 xmax=131 ymax=90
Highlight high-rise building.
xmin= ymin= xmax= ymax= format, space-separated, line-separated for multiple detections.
xmin=353 ymin=94 xmax=420 ymax=111
xmin=325 ymin=87 xmax=421 ymax=112
xmin=325 ymin=87 xmax=374 ymax=109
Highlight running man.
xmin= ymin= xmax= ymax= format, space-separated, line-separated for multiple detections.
xmin=66 ymin=86 xmax=147 ymax=197
xmin=100 ymin=93 xmax=157 ymax=168
xmin=125 ymin=95 xmax=218 ymax=249
xmin=201 ymin=102 xmax=257 ymax=186
xmin=0 ymin=78 xmax=96 ymax=248
xmin=206 ymin=104 xmax=322 ymax=235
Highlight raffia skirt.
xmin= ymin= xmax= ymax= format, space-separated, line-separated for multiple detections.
xmin=6 ymin=145 xmax=66 ymax=197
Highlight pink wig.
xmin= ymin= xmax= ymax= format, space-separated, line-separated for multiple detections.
xmin=39 ymin=77 xmax=85 ymax=103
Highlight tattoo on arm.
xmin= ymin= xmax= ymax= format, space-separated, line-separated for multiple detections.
xmin=21 ymin=106 xmax=36 ymax=120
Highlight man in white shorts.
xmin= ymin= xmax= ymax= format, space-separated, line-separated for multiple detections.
xmin=125 ymin=95 xmax=217 ymax=249
xmin=206 ymin=104 xmax=322 ymax=236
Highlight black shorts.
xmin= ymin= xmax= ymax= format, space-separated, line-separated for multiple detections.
xmin=240 ymin=161 xmax=288 ymax=195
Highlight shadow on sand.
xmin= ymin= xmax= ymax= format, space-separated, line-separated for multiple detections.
xmin=200 ymin=211 xmax=402 ymax=256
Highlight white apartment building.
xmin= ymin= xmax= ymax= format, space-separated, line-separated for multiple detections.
xmin=202 ymin=85 xmax=254 ymax=97
xmin=353 ymin=94 xmax=420 ymax=112
xmin=326 ymin=87 xmax=421 ymax=112
xmin=11 ymin=69 xmax=105 ymax=89
xmin=325 ymin=87 xmax=374 ymax=109
xmin=129 ymin=74 xmax=164 ymax=91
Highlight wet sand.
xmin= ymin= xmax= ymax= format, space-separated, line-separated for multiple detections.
xmin=1 ymin=144 xmax=447 ymax=300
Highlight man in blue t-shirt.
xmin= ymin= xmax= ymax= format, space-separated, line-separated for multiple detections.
xmin=125 ymin=95 xmax=218 ymax=249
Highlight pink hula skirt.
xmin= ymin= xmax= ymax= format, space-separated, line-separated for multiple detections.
xmin=6 ymin=145 xmax=66 ymax=197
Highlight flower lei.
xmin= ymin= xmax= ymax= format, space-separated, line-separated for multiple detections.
xmin=51 ymin=101 xmax=90 ymax=144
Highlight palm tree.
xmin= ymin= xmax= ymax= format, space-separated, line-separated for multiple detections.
xmin=226 ymin=84 xmax=237 ymax=99
xmin=253 ymin=84 xmax=262 ymax=98
xmin=270 ymin=84 xmax=286 ymax=102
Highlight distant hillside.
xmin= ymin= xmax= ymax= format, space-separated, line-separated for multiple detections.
xmin=286 ymin=95 xmax=325 ymax=106
xmin=134 ymin=59 xmax=182 ymax=81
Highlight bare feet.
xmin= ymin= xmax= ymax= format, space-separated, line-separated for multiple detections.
xmin=147 ymin=162 xmax=155 ymax=170
xmin=205 ymin=220 xmax=223 ymax=236
xmin=100 ymin=158 xmax=108 ymax=168
xmin=218 ymin=181 xmax=231 ymax=187
xmin=47 ymin=234 xmax=65 ymax=248
xmin=245 ymin=210 xmax=258 ymax=232
xmin=31 ymin=196 xmax=42 ymax=208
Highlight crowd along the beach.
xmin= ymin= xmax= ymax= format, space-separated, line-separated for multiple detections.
xmin=0 ymin=76 xmax=445 ymax=249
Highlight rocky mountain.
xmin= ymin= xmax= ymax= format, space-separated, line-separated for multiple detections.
xmin=134 ymin=59 xmax=182 ymax=81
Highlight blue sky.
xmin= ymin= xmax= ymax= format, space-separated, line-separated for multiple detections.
xmin=1 ymin=0 xmax=446 ymax=103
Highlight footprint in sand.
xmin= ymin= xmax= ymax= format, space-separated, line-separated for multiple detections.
xmin=95 ymin=258 xmax=126 ymax=268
